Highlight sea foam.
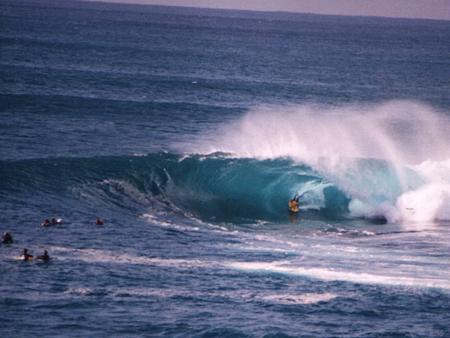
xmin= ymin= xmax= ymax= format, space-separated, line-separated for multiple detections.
xmin=199 ymin=101 xmax=450 ymax=223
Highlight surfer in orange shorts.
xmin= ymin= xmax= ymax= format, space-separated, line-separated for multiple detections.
xmin=288 ymin=194 xmax=300 ymax=213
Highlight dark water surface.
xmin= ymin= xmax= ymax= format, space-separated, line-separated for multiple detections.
xmin=1 ymin=1 xmax=450 ymax=337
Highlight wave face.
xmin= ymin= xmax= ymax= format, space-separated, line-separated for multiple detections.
xmin=2 ymin=152 xmax=449 ymax=225
xmin=0 ymin=154 xmax=349 ymax=223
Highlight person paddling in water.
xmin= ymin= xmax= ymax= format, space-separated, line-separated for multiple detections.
xmin=2 ymin=232 xmax=13 ymax=244
xmin=36 ymin=250 xmax=50 ymax=262
xmin=21 ymin=248 xmax=33 ymax=261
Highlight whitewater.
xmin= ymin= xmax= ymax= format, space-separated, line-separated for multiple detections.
xmin=1 ymin=1 xmax=450 ymax=337
xmin=192 ymin=100 xmax=450 ymax=224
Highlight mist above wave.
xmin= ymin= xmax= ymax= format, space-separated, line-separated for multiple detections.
xmin=198 ymin=100 xmax=449 ymax=164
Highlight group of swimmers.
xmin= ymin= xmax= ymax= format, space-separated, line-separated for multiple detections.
xmin=1 ymin=217 xmax=105 ymax=262
xmin=21 ymin=248 xmax=50 ymax=262
xmin=41 ymin=218 xmax=63 ymax=227
xmin=2 ymin=231 xmax=51 ymax=262
xmin=41 ymin=217 xmax=104 ymax=227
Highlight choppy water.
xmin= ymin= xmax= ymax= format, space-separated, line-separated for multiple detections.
xmin=1 ymin=1 xmax=450 ymax=337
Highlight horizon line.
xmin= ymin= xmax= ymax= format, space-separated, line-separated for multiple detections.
xmin=76 ymin=0 xmax=450 ymax=22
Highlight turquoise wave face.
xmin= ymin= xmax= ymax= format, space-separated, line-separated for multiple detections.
xmin=161 ymin=154 xmax=350 ymax=223
xmin=0 ymin=153 xmax=383 ymax=224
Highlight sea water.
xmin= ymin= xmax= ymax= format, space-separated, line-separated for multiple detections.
xmin=1 ymin=0 xmax=450 ymax=337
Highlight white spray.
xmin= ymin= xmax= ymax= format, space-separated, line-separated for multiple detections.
xmin=198 ymin=100 xmax=450 ymax=223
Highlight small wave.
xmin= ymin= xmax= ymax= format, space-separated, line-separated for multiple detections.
xmin=65 ymin=287 xmax=97 ymax=296
xmin=112 ymin=287 xmax=337 ymax=305
xmin=319 ymin=226 xmax=376 ymax=238
xmin=50 ymin=246 xmax=212 ymax=269
xmin=142 ymin=213 xmax=200 ymax=232
xmin=227 ymin=261 xmax=450 ymax=290
xmin=260 ymin=292 xmax=337 ymax=305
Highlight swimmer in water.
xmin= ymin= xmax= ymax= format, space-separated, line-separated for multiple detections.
xmin=36 ymin=250 xmax=50 ymax=262
xmin=2 ymin=232 xmax=13 ymax=244
xmin=95 ymin=218 xmax=104 ymax=225
xmin=21 ymin=248 xmax=33 ymax=261
xmin=51 ymin=218 xmax=64 ymax=225
xmin=42 ymin=219 xmax=51 ymax=227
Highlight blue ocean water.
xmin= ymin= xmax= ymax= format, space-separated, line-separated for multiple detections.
xmin=1 ymin=0 xmax=450 ymax=336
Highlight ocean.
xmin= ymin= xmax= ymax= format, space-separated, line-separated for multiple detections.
xmin=1 ymin=0 xmax=450 ymax=337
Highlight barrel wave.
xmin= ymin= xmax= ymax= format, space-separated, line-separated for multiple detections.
xmin=191 ymin=100 xmax=450 ymax=224
xmin=0 ymin=154 xmax=347 ymax=224
xmin=2 ymin=149 xmax=448 ymax=224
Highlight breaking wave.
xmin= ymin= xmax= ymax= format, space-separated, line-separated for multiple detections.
xmin=0 ymin=155 xmax=447 ymax=225
xmin=1 ymin=101 xmax=449 ymax=224
xmin=192 ymin=100 xmax=450 ymax=223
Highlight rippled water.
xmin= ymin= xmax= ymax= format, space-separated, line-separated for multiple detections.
xmin=1 ymin=1 xmax=450 ymax=337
